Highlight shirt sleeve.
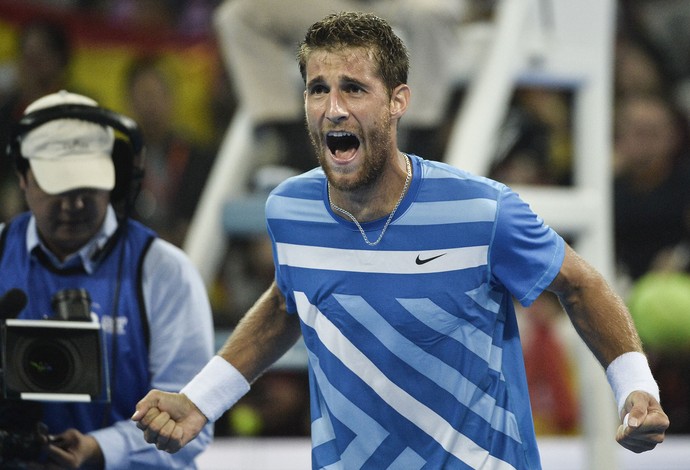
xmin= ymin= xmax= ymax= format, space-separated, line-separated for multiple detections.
xmin=92 ymin=238 xmax=215 ymax=469
xmin=489 ymin=186 xmax=565 ymax=307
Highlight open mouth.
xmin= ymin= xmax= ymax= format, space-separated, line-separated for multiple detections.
xmin=326 ymin=131 xmax=360 ymax=155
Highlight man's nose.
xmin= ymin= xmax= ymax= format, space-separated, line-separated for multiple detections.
xmin=60 ymin=192 xmax=87 ymax=210
xmin=326 ymin=91 xmax=348 ymax=123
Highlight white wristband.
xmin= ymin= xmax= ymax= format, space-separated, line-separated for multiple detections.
xmin=181 ymin=356 xmax=250 ymax=422
xmin=605 ymin=351 xmax=660 ymax=417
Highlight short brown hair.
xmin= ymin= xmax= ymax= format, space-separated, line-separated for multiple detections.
xmin=297 ymin=11 xmax=409 ymax=95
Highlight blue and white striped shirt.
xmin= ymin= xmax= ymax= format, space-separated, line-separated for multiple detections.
xmin=266 ymin=155 xmax=565 ymax=469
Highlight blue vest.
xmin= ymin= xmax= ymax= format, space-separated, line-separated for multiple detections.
xmin=0 ymin=212 xmax=156 ymax=432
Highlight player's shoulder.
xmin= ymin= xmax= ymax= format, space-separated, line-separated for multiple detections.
xmin=416 ymin=157 xmax=508 ymax=200
xmin=269 ymin=167 xmax=325 ymax=199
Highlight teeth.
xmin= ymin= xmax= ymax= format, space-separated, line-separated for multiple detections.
xmin=326 ymin=131 xmax=360 ymax=154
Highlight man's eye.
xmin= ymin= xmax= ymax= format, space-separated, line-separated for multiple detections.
xmin=310 ymin=85 xmax=328 ymax=95
xmin=345 ymin=84 xmax=363 ymax=93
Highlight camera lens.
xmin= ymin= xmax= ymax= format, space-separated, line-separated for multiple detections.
xmin=21 ymin=339 xmax=74 ymax=391
xmin=4 ymin=321 xmax=103 ymax=398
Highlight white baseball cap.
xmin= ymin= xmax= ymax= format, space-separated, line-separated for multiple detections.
xmin=20 ymin=90 xmax=115 ymax=195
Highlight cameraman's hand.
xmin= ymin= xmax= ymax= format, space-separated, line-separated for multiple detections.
xmin=46 ymin=429 xmax=104 ymax=469
xmin=132 ymin=390 xmax=207 ymax=453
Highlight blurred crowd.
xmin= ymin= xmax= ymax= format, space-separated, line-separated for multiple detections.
xmin=1 ymin=0 xmax=689 ymax=438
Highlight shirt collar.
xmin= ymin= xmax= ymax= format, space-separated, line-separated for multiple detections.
xmin=27 ymin=206 xmax=119 ymax=274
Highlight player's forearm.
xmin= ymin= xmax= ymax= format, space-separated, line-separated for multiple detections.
xmin=179 ymin=282 xmax=301 ymax=423
xmin=217 ymin=280 xmax=302 ymax=382
xmin=562 ymin=275 xmax=642 ymax=368
xmin=550 ymin=248 xmax=659 ymax=415
xmin=550 ymin=246 xmax=642 ymax=368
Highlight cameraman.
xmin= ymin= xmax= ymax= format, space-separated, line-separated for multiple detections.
xmin=0 ymin=90 xmax=214 ymax=469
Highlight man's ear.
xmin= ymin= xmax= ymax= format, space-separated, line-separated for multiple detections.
xmin=390 ymin=84 xmax=410 ymax=120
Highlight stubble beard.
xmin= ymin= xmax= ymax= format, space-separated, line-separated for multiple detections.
xmin=310 ymin=117 xmax=392 ymax=193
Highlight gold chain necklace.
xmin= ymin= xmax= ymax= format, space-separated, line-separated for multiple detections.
xmin=328 ymin=154 xmax=411 ymax=246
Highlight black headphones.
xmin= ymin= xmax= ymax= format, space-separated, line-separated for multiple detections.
xmin=6 ymin=103 xmax=146 ymax=215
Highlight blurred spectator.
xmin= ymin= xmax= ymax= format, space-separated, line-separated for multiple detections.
xmin=617 ymin=0 xmax=690 ymax=116
xmin=108 ymin=0 xmax=178 ymax=31
xmin=515 ymin=88 xmax=573 ymax=184
xmin=14 ymin=0 xmax=83 ymax=10
xmin=213 ymin=0 xmax=469 ymax=173
xmin=489 ymin=150 xmax=553 ymax=187
xmin=123 ymin=55 xmax=216 ymax=246
xmin=613 ymin=92 xmax=690 ymax=281
xmin=0 ymin=19 xmax=74 ymax=223
xmin=489 ymin=88 xmax=573 ymax=186
xmin=614 ymin=35 xmax=672 ymax=100
xmin=17 ymin=0 xmax=220 ymax=38
xmin=103 ymin=0 xmax=219 ymax=37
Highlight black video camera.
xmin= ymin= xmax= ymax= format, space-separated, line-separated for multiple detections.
xmin=0 ymin=288 xmax=109 ymax=403
xmin=0 ymin=288 xmax=109 ymax=466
